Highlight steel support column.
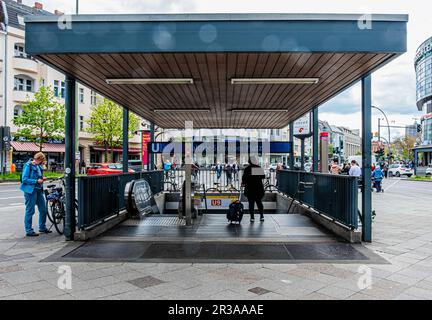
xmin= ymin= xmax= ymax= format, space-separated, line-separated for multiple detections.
xmin=300 ymin=138 xmax=305 ymax=171
xmin=122 ymin=108 xmax=129 ymax=173
xmin=414 ymin=150 xmax=418 ymax=176
xmin=64 ymin=75 xmax=76 ymax=241
xmin=361 ymin=75 xmax=372 ymax=242
xmin=150 ymin=123 xmax=155 ymax=170
xmin=312 ymin=108 xmax=319 ymax=172
xmin=289 ymin=122 xmax=294 ymax=169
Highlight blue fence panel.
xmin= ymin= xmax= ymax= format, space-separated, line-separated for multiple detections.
xmin=277 ymin=170 xmax=358 ymax=230
xmin=77 ymin=170 xmax=164 ymax=230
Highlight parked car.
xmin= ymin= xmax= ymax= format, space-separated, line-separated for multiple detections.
xmin=86 ymin=163 xmax=134 ymax=175
xmin=127 ymin=160 xmax=143 ymax=172
xmin=268 ymin=163 xmax=279 ymax=172
xmin=388 ymin=164 xmax=413 ymax=177
xmin=426 ymin=167 xmax=432 ymax=176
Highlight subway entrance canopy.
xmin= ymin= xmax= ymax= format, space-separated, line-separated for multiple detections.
xmin=25 ymin=13 xmax=407 ymax=129
xmin=24 ymin=13 xmax=408 ymax=243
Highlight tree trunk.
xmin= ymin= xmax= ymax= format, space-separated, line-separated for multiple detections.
xmin=39 ymin=130 xmax=44 ymax=152
xmin=104 ymin=143 xmax=108 ymax=163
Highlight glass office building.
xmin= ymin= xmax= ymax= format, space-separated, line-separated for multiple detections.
xmin=416 ymin=36 xmax=432 ymax=111
xmin=414 ymin=36 xmax=432 ymax=168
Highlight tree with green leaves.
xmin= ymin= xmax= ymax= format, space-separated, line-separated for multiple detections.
xmin=13 ymin=86 xmax=65 ymax=152
xmin=393 ymin=136 xmax=416 ymax=162
xmin=86 ymin=98 xmax=140 ymax=162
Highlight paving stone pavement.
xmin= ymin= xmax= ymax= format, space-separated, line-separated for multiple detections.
xmin=0 ymin=179 xmax=431 ymax=300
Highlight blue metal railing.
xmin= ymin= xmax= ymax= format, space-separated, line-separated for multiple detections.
xmin=277 ymin=170 xmax=358 ymax=230
xmin=77 ymin=170 xmax=164 ymax=230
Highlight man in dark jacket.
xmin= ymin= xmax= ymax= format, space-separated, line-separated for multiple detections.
xmin=242 ymin=156 xmax=265 ymax=222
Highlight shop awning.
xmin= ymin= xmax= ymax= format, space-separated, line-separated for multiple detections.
xmin=11 ymin=142 xmax=65 ymax=153
xmin=91 ymin=146 xmax=141 ymax=154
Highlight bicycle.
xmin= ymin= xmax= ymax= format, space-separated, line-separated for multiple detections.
xmin=164 ymin=170 xmax=183 ymax=192
xmin=44 ymin=177 xmax=78 ymax=235
xmin=206 ymin=182 xmax=239 ymax=193
xmin=264 ymin=173 xmax=277 ymax=192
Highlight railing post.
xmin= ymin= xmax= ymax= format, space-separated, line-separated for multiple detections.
xmin=64 ymin=75 xmax=76 ymax=241
xmin=122 ymin=107 xmax=129 ymax=173
xmin=150 ymin=122 xmax=155 ymax=170
xmin=312 ymin=107 xmax=319 ymax=172
xmin=362 ymin=75 xmax=372 ymax=242
xmin=289 ymin=122 xmax=295 ymax=169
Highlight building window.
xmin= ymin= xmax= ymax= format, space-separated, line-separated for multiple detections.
xmin=91 ymin=90 xmax=97 ymax=105
xmin=61 ymin=81 xmax=65 ymax=98
xmin=14 ymin=43 xmax=25 ymax=58
xmin=14 ymin=105 xmax=23 ymax=119
xmin=17 ymin=15 xmax=25 ymax=26
xmin=79 ymin=115 xmax=84 ymax=131
xmin=79 ymin=88 xmax=84 ymax=103
xmin=41 ymin=78 xmax=45 ymax=87
xmin=53 ymin=80 xmax=59 ymax=97
xmin=14 ymin=76 xmax=34 ymax=92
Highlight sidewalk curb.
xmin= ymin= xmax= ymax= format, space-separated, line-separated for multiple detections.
xmin=402 ymin=178 xmax=432 ymax=183
xmin=0 ymin=181 xmax=20 ymax=185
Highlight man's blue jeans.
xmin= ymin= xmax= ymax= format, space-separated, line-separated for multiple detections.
xmin=24 ymin=189 xmax=47 ymax=234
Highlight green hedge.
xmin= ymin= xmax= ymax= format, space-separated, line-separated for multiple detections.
xmin=1 ymin=172 xmax=64 ymax=181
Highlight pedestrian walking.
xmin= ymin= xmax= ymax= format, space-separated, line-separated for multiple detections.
xmin=383 ymin=162 xmax=389 ymax=179
xmin=80 ymin=160 xmax=86 ymax=174
xmin=215 ymin=163 xmax=223 ymax=181
xmin=349 ymin=160 xmax=362 ymax=177
xmin=342 ymin=162 xmax=351 ymax=175
xmin=19 ymin=152 xmax=52 ymax=237
xmin=330 ymin=159 xmax=342 ymax=175
xmin=242 ymin=156 xmax=265 ymax=222
xmin=372 ymin=165 xmax=384 ymax=193
xmin=225 ymin=163 xmax=233 ymax=186
xmin=232 ymin=163 xmax=238 ymax=181
xmin=163 ymin=159 xmax=172 ymax=179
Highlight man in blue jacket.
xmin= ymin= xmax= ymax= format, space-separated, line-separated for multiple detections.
xmin=20 ymin=152 xmax=52 ymax=237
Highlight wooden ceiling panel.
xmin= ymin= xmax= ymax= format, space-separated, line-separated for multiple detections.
xmin=38 ymin=52 xmax=394 ymax=129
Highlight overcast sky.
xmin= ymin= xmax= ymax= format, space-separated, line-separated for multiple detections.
xmin=21 ymin=0 xmax=432 ymax=138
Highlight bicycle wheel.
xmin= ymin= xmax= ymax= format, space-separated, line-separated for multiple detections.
xmin=46 ymin=200 xmax=55 ymax=224
xmin=265 ymin=184 xmax=277 ymax=192
xmin=227 ymin=186 xmax=239 ymax=193
xmin=52 ymin=201 xmax=65 ymax=235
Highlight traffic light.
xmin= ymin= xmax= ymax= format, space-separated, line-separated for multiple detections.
xmin=417 ymin=124 xmax=422 ymax=133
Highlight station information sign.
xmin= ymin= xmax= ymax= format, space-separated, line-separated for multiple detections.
xmin=148 ymin=141 xmax=292 ymax=155
xmin=293 ymin=113 xmax=312 ymax=137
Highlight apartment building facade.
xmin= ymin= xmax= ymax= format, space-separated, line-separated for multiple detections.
xmin=0 ymin=0 xmax=142 ymax=171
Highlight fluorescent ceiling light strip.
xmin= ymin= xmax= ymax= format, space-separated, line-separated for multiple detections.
xmin=231 ymin=109 xmax=288 ymax=113
xmin=231 ymin=78 xmax=319 ymax=85
xmin=153 ymin=109 xmax=210 ymax=113
xmin=106 ymin=78 xmax=194 ymax=85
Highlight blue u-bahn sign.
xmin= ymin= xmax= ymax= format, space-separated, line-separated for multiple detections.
xmin=148 ymin=141 xmax=292 ymax=155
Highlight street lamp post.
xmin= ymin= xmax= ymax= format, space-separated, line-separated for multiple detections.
xmin=372 ymin=106 xmax=391 ymax=149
